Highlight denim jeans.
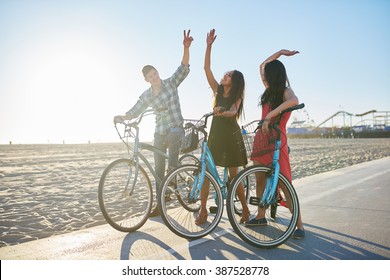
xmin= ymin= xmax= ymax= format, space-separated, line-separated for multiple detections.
xmin=153 ymin=127 xmax=184 ymax=193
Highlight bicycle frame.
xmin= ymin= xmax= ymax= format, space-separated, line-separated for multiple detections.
xmin=189 ymin=142 xmax=228 ymax=201
xmin=131 ymin=130 xmax=168 ymax=196
xmin=188 ymin=113 xmax=229 ymax=202
xmin=257 ymin=103 xmax=305 ymax=207
xmin=116 ymin=110 xmax=169 ymax=196
xmin=260 ymin=138 xmax=281 ymax=207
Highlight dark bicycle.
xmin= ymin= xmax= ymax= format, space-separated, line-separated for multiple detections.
xmin=98 ymin=109 xmax=198 ymax=232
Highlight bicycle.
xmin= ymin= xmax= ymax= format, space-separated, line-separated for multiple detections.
xmin=98 ymin=109 xmax=199 ymax=232
xmin=226 ymin=103 xmax=305 ymax=248
xmin=157 ymin=112 xmax=248 ymax=239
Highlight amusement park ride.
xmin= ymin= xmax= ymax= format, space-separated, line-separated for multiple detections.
xmin=287 ymin=108 xmax=390 ymax=138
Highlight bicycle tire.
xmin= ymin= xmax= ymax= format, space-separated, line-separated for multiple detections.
xmin=157 ymin=165 xmax=201 ymax=214
xmin=178 ymin=154 xmax=199 ymax=165
xmin=150 ymin=153 xmax=200 ymax=214
xmin=228 ymin=172 xmax=251 ymax=217
xmin=175 ymin=154 xmax=201 ymax=211
xmin=226 ymin=165 xmax=299 ymax=248
xmin=98 ymin=158 xmax=153 ymax=232
xmin=158 ymin=164 xmax=223 ymax=239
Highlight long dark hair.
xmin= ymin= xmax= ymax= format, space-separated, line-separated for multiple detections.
xmin=260 ymin=60 xmax=289 ymax=110
xmin=214 ymin=70 xmax=245 ymax=119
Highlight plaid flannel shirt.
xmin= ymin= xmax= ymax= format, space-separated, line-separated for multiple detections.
xmin=125 ymin=64 xmax=190 ymax=135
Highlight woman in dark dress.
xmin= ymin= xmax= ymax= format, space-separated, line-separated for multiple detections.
xmin=195 ymin=29 xmax=249 ymax=225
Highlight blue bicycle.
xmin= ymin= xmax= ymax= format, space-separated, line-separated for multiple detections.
xmin=226 ymin=103 xmax=304 ymax=248
xmin=157 ymin=112 xmax=247 ymax=239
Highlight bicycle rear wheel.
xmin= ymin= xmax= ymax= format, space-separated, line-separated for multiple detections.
xmin=178 ymin=154 xmax=199 ymax=165
xmin=150 ymin=153 xmax=200 ymax=214
xmin=98 ymin=158 xmax=153 ymax=232
xmin=226 ymin=165 xmax=299 ymax=248
xmin=158 ymin=164 xmax=223 ymax=239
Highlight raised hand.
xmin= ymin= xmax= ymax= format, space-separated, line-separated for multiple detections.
xmin=183 ymin=30 xmax=194 ymax=48
xmin=280 ymin=49 xmax=300 ymax=56
xmin=113 ymin=115 xmax=125 ymax=124
xmin=206 ymin=29 xmax=217 ymax=46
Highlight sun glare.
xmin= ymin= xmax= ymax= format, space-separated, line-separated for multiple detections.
xmin=1 ymin=32 xmax=154 ymax=144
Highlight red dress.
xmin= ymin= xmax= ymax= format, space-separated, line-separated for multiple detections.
xmin=250 ymin=103 xmax=292 ymax=183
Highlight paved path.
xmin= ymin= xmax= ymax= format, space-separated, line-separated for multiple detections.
xmin=1 ymin=157 xmax=389 ymax=260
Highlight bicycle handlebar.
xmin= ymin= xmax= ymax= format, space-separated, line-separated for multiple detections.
xmin=201 ymin=107 xmax=226 ymax=126
xmin=114 ymin=108 xmax=159 ymax=147
xmin=274 ymin=103 xmax=305 ymax=126
xmin=254 ymin=103 xmax=305 ymax=133
xmin=280 ymin=103 xmax=305 ymax=115
xmin=123 ymin=109 xmax=155 ymax=128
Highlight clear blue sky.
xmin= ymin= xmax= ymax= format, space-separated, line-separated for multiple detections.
xmin=1 ymin=0 xmax=389 ymax=144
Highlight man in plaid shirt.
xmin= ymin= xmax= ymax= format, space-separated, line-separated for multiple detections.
xmin=114 ymin=30 xmax=193 ymax=216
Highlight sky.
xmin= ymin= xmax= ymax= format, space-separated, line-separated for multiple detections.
xmin=0 ymin=0 xmax=389 ymax=144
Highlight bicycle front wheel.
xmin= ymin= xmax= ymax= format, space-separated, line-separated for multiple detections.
xmin=158 ymin=164 xmax=223 ymax=239
xmin=227 ymin=168 xmax=251 ymax=217
xmin=226 ymin=165 xmax=299 ymax=248
xmin=98 ymin=158 xmax=153 ymax=232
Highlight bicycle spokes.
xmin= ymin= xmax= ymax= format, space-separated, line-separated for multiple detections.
xmin=158 ymin=165 xmax=224 ymax=239
xmin=226 ymin=165 xmax=300 ymax=248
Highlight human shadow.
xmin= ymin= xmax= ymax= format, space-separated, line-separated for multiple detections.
xmin=185 ymin=216 xmax=292 ymax=260
xmin=119 ymin=216 xmax=258 ymax=260
xmin=120 ymin=230 xmax=186 ymax=260
xmin=119 ymin=216 xmax=389 ymax=260
xmin=283 ymin=223 xmax=390 ymax=260
xmin=187 ymin=220 xmax=389 ymax=260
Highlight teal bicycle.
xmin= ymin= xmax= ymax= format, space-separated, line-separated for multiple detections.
xmin=226 ymin=103 xmax=304 ymax=248
xmin=98 ymin=109 xmax=198 ymax=232
xmin=157 ymin=112 xmax=247 ymax=239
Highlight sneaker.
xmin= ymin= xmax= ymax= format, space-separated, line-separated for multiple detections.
xmin=292 ymin=228 xmax=305 ymax=239
xmin=245 ymin=217 xmax=268 ymax=227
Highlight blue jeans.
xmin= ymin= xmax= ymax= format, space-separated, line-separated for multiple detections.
xmin=153 ymin=127 xmax=184 ymax=193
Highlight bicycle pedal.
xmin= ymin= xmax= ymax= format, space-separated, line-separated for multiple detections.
xmin=249 ymin=196 xmax=261 ymax=206
xmin=209 ymin=206 xmax=218 ymax=214
xmin=270 ymin=204 xmax=277 ymax=219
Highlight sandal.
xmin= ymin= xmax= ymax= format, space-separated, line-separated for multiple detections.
xmin=239 ymin=210 xmax=250 ymax=224
xmin=195 ymin=210 xmax=208 ymax=225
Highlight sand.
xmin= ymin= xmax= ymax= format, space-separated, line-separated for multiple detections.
xmin=1 ymin=138 xmax=389 ymax=247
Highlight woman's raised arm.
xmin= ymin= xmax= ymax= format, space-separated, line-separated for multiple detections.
xmin=204 ymin=29 xmax=219 ymax=94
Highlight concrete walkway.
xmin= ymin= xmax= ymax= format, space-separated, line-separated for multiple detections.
xmin=1 ymin=157 xmax=389 ymax=260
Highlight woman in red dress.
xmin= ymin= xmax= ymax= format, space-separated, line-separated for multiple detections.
xmin=246 ymin=49 xmax=305 ymax=239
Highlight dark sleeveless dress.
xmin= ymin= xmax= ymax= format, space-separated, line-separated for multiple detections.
xmin=208 ymin=95 xmax=248 ymax=167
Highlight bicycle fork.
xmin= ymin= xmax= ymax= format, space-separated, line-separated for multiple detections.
xmin=122 ymin=157 xmax=139 ymax=197
xmin=124 ymin=137 xmax=140 ymax=197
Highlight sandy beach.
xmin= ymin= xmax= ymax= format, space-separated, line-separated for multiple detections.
xmin=1 ymin=138 xmax=389 ymax=247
